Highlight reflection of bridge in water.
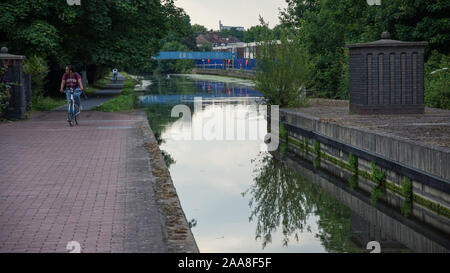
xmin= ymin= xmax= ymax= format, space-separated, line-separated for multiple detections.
xmin=278 ymin=151 xmax=449 ymax=253
xmin=138 ymin=80 xmax=263 ymax=105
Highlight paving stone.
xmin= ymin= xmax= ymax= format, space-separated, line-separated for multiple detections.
xmin=0 ymin=110 xmax=167 ymax=253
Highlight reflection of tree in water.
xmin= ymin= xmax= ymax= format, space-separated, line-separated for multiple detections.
xmin=145 ymin=76 xmax=197 ymax=95
xmin=145 ymin=103 xmax=182 ymax=169
xmin=245 ymin=152 xmax=360 ymax=252
xmin=161 ymin=150 xmax=176 ymax=169
xmin=146 ymin=103 xmax=179 ymax=144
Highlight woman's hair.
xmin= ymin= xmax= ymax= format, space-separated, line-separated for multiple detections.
xmin=66 ymin=65 xmax=73 ymax=72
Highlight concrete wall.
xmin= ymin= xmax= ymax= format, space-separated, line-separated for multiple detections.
xmin=283 ymin=155 xmax=448 ymax=253
xmin=281 ymin=109 xmax=450 ymax=236
xmin=281 ymin=109 xmax=450 ymax=181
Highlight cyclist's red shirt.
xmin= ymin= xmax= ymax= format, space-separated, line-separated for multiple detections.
xmin=62 ymin=72 xmax=81 ymax=89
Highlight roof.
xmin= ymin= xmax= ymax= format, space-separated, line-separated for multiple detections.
xmin=0 ymin=47 xmax=26 ymax=60
xmin=347 ymin=39 xmax=428 ymax=48
xmin=195 ymin=32 xmax=241 ymax=46
xmin=347 ymin=32 xmax=428 ymax=48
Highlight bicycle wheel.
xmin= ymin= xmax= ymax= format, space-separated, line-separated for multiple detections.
xmin=68 ymin=100 xmax=75 ymax=127
xmin=74 ymin=104 xmax=79 ymax=125
xmin=67 ymin=111 xmax=73 ymax=126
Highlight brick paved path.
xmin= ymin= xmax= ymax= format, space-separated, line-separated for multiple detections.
xmin=0 ymin=111 xmax=168 ymax=253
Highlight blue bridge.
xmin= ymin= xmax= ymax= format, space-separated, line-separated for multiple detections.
xmin=152 ymin=51 xmax=257 ymax=71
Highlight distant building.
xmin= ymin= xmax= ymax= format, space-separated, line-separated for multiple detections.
xmin=212 ymin=40 xmax=281 ymax=59
xmin=219 ymin=20 xmax=244 ymax=32
xmin=196 ymin=32 xmax=241 ymax=48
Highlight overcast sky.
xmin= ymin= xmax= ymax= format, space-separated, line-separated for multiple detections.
xmin=175 ymin=0 xmax=288 ymax=31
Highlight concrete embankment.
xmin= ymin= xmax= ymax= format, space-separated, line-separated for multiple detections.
xmin=280 ymin=99 xmax=450 ymax=235
xmin=139 ymin=113 xmax=199 ymax=253
xmin=278 ymin=152 xmax=449 ymax=252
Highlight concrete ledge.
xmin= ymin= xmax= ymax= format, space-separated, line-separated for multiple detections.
xmin=138 ymin=111 xmax=199 ymax=253
xmin=281 ymin=106 xmax=450 ymax=180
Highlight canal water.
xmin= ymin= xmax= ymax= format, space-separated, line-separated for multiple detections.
xmin=138 ymin=74 xmax=447 ymax=253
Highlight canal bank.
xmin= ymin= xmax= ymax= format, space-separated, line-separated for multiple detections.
xmin=280 ymin=99 xmax=450 ymax=235
xmin=139 ymin=113 xmax=199 ymax=253
xmin=192 ymin=68 xmax=255 ymax=80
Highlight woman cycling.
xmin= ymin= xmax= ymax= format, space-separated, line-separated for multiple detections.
xmin=60 ymin=65 xmax=84 ymax=119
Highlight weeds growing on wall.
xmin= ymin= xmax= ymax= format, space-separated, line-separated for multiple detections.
xmin=313 ymin=140 xmax=321 ymax=168
xmin=370 ymin=162 xmax=386 ymax=205
xmin=348 ymin=152 xmax=358 ymax=190
xmin=401 ymin=177 xmax=413 ymax=217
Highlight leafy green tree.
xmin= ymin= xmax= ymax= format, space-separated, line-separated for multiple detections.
xmin=0 ymin=66 xmax=12 ymax=118
xmin=198 ymin=42 xmax=213 ymax=52
xmin=0 ymin=0 xmax=176 ymax=94
xmin=371 ymin=0 xmax=450 ymax=55
xmin=156 ymin=41 xmax=194 ymax=74
xmin=424 ymin=51 xmax=450 ymax=109
xmin=279 ymin=0 xmax=320 ymax=28
xmin=219 ymin=28 xmax=244 ymax=42
xmin=191 ymin=24 xmax=208 ymax=36
xmin=243 ymin=24 xmax=270 ymax=42
xmin=279 ymin=0 xmax=450 ymax=100
xmin=255 ymin=19 xmax=312 ymax=107
xmin=23 ymin=55 xmax=49 ymax=97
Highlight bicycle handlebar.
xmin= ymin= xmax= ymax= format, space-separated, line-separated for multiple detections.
xmin=64 ymin=88 xmax=87 ymax=99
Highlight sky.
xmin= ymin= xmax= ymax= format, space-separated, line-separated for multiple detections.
xmin=174 ymin=0 xmax=288 ymax=31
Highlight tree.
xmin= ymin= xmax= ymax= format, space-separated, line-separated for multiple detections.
xmin=191 ymin=24 xmax=208 ymax=36
xmin=279 ymin=0 xmax=450 ymax=99
xmin=0 ymin=0 xmax=173 ymax=94
xmin=255 ymin=19 xmax=312 ymax=107
xmin=279 ymin=0 xmax=320 ymax=28
xmin=243 ymin=25 xmax=270 ymax=42
xmin=156 ymin=41 xmax=194 ymax=74
xmin=219 ymin=28 xmax=244 ymax=42
xmin=198 ymin=42 xmax=213 ymax=52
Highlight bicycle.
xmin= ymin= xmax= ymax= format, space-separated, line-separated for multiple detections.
xmin=65 ymin=87 xmax=82 ymax=127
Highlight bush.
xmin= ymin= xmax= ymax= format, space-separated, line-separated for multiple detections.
xmin=0 ymin=66 xmax=11 ymax=117
xmin=255 ymin=20 xmax=312 ymax=107
xmin=425 ymin=51 xmax=450 ymax=110
xmin=23 ymin=55 xmax=49 ymax=97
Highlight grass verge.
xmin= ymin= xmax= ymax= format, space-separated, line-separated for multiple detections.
xmin=32 ymin=96 xmax=67 ymax=111
xmin=92 ymin=72 xmax=113 ymax=89
xmin=93 ymin=74 xmax=139 ymax=112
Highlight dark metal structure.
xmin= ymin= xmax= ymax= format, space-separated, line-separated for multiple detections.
xmin=347 ymin=32 xmax=428 ymax=114
xmin=0 ymin=47 xmax=31 ymax=119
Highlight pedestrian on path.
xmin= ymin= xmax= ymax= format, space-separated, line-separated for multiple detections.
xmin=113 ymin=68 xmax=118 ymax=81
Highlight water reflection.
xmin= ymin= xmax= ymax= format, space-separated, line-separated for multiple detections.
xmin=138 ymin=75 xmax=262 ymax=105
xmin=138 ymin=74 xmax=448 ymax=253
xmin=246 ymin=152 xmax=359 ymax=252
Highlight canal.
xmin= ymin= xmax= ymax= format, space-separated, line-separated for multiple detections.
xmin=138 ymin=74 xmax=449 ymax=253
